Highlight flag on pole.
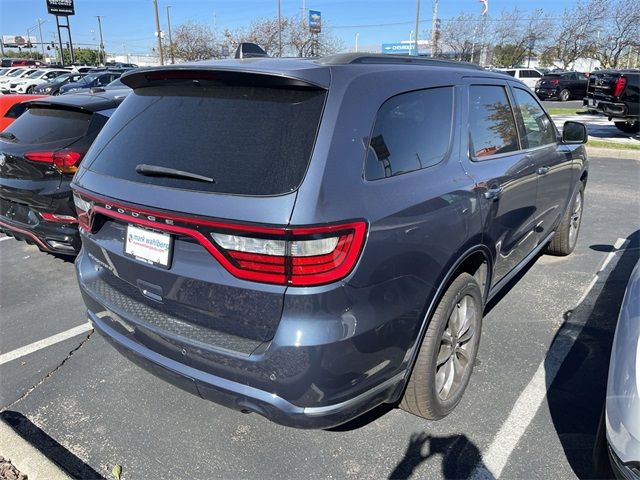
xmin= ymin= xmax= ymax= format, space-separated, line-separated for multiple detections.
xmin=479 ymin=0 xmax=489 ymax=15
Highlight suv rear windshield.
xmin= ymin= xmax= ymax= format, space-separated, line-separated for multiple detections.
xmin=3 ymin=107 xmax=92 ymax=144
xmin=85 ymin=85 xmax=326 ymax=196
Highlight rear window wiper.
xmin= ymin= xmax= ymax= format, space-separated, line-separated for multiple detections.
xmin=135 ymin=164 xmax=215 ymax=183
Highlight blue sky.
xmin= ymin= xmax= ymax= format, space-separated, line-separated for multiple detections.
xmin=1 ymin=0 xmax=575 ymax=55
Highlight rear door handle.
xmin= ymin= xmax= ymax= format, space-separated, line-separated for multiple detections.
xmin=484 ymin=186 xmax=503 ymax=200
xmin=537 ymin=166 xmax=550 ymax=175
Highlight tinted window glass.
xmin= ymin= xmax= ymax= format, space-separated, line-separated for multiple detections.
xmin=5 ymin=103 xmax=28 ymax=119
xmin=86 ymin=85 xmax=326 ymax=195
xmin=512 ymin=87 xmax=556 ymax=149
xmin=505 ymin=70 xmax=516 ymax=77
xmin=469 ymin=85 xmax=519 ymax=158
xmin=577 ymin=73 xmax=587 ymax=81
xmin=365 ymin=87 xmax=453 ymax=180
xmin=3 ymin=108 xmax=91 ymax=144
xmin=529 ymin=70 xmax=542 ymax=78
xmin=520 ymin=71 xmax=531 ymax=78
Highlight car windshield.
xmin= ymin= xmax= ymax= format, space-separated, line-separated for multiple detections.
xmin=27 ymin=70 xmax=45 ymax=79
xmin=82 ymin=73 xmax=101 ymax=83
xmin=53 ymin=73 xmax=72 ymax=83
xmin=7 ymin=69 xmax=25 ymax=77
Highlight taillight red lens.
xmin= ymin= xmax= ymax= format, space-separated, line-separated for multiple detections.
xmin=211 ymin=222 xmax=367 ymax=286
xmin=72 ymin=194 xmax=93 ymax=231
xmin=613 ymin=77 xmax=627 ymax=97
xmin=39 ymin=212 xmax=78 ymax=224
xmin=550 ymin=79 xmax=560 ymax=85
xmin=25 ymin=150 xmax=83 ymax=174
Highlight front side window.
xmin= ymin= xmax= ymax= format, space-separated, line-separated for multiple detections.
xmin=512 ymin=87 xmax=556 ymax=149
xmin=364 ymin=87 xmax=454 ymax=180
xmin=468 ymin=85 xmax=519 ymax=158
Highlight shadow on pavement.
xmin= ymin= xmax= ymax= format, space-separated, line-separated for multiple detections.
xmin=389 ymin=432 xmax=493 ymax=479
xmin=545 ymin=230 xmax=639 ymax=479
xmin=0 ymin=410 xmax=103 ymax=479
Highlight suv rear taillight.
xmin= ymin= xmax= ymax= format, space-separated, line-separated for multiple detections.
xmin=210 ymin=222 xmax=367 ymax=286
xmin=549 ymin=79 xmax=560 ymax=85
xmin=72 ymin=192 xmax=367 ymax=287
xmin=25 ymin=150 xmax=83 ymax=174
xmin=612 ymin=77 xmax=627 ymax=97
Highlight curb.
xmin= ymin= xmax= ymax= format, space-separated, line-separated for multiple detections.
xmin=0 ymin=418 xmax=71 ymax=480
xmin=586 ymin=147 xmax=640 ymax=160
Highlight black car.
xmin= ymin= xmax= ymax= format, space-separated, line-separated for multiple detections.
xmin=59 ymin=71 xmax=122 ymax=95
xmin=0 ymin=90 xmax=128 ymax=254
xmin=32 ymin=72 xmax=87 ymax=95
xmin=535 ymin=71 xmax=589 ymax=101
xmin=71 ymin=53 xmax=589 ymax=428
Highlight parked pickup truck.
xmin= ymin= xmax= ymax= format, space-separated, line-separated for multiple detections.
xmin=584 ymin=69 xmax=639 ymax=133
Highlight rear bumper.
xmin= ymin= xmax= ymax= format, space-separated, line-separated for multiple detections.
xmin=75 ymin=243 xmax=418 ymax=428
xmin=535 ymin=88 xmax=559 ymax=99
xmin=0 ymin=199 xmax=80 ymax=254
xmin=583 ymin=98 xmax=638 ymax=120
xmin=86 ymin=307 xmax=405 ymax=429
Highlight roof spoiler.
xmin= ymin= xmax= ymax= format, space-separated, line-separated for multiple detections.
xmin=120 ymin=67 xmax=326 ymax=90
xmin=234 ymin=42 xmax=269 ymax=59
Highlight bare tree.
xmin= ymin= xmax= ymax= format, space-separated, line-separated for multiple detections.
xmin=490 ymin=8 xmax=553 ymax=67
xmin=592 ymin=0 xmax=640 ymax=68
xmin=439 ymin=13 xmax=481 ymax=61
xmin=170 ymin=22 xmax=220 ymax=61
xmin=224 ymin=16 xmax=343 ymax=58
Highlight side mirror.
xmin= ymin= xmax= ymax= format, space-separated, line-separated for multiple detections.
xmin=562 ymin=121 xmax=587 ymax=144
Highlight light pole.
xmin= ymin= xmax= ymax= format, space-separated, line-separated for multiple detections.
xmin=166 ymin=6 xmax=174 ymax=64
xmin=430 ymin=0 xmax=438 ymax=57
xmin=36 ymin=18 xmax=46 ymax=59
xmin=152 ymin=0 xmax=164 ymax=65
xmin=414 ymin=0 xmax=420 ymax=56
xmin=277 ymin=0 xmax=282 ymax=57
xmin=96 ymin=16 xmax=105 ymax=65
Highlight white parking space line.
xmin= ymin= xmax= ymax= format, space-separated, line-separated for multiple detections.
xmin=0 ymin=323 xmax=93 ymax=366
xmin=0 ymin=236 xmax=12 ymax=242
xmin=471 ymin=237 xmax=627 ymax=479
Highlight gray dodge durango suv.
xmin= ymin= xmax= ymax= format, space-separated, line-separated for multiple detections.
xmin=71 ymin=53 xmax=588 ymax=428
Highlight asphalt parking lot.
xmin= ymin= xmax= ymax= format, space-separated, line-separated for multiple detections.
xmin=0 ymin=153 xmax=639 ymax=479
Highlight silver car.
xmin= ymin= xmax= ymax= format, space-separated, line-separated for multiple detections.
xmin=606 ymin=260 xmax=640 ymax=478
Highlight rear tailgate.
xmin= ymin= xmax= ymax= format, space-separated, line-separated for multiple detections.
xmin=73 ymin=69 xmax=328 ymax=348
xmin=0 ymin=106 xmax=93 ymax=210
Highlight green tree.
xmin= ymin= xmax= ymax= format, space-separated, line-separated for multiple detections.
xmin=2 ymin=49 xmax=44 ymax=60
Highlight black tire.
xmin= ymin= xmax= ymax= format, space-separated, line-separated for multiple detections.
xmin=400 ymin=273 xmax=483 ymax=420
xmin=546 ymin=183 xmax=584 ymax=256
xmin=614 ymin=121 xmax=640 ymax=134
xmin=26 ymin=85 xmax=34 ymax=94
xmin=593 ymin=406 xmax=614 ymax=477
xmin=559 ymin=89 xmax=571 ymax=101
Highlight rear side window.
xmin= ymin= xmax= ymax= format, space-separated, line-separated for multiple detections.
xmin=365 ymin=87 xmax=453 ymax=180
xmin=469 ymin=85 xmax=519 ymax=158
xmin=3 ymin=107 xmax=91 ymax=144
xmin=505 ymin=70 xmax=516 ymax=77
xmin=85 ymin=85 xmax=326 ymax=195
xmin=4 ymin=103 xmax=28 ymax=119
xmin=511 ymin=88 xmax=556 ymax=149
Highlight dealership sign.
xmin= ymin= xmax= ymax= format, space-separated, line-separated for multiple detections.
xmin=46 ymin=0 xmax=75 ymax=15
xmin=381 ymin=43 xmax=416 ymax=55
xmin=2 ymin=35 xmax=37 ymax=47
xmin=309 ymin=10 xmax=321 ymax=33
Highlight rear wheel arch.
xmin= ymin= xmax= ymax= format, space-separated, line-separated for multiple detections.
xmin=393 ymin=245 xmax=492 ymax=402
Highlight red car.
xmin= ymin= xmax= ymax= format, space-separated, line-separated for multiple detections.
xmin=0 ymin=95 xmax=46 ymax=131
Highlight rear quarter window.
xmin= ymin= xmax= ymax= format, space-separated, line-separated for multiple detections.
xmin=3 ymin=107 xmax=92 ymax=144
xmin=364 ymin=87 xmax=454 ymax=180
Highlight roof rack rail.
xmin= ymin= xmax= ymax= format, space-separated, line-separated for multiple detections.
xmin=317 ymin=53 xmax=483 ymax=70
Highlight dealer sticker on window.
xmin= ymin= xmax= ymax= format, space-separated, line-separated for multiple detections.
xmin=124 ymin=224 xmax=173 ymax=268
